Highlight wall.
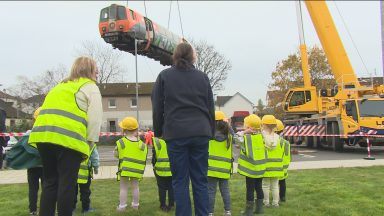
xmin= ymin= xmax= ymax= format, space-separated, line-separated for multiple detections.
xmin=216 ymin=93 xmax=253 ymax=118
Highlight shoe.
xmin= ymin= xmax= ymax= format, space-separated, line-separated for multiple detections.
xmin=82 ymin=208 xmax=95 ymax=214
xmin=167 ymin=204 xmax=174 ymax=211
xmin=116 ymin=205 xmax=127 ymax=212
xmin=280 ymin=197 xmax=286 ymax=202
xmin=29 ymin=212 xmax=37 ymax=215
xmin=208 ymin=213 xmax=214 ymax=216
xmin=272 ymin=203 xmax=279 ymax=208
xmin=224 ymin=210 xmax=232 ymax=216
xmin=240 ymin=201 xmax=254 ymax=216
xmin=254 ymin=199 xmax=264 ymax=214
xmin=160 ymin=205 xmax=168 ymax=212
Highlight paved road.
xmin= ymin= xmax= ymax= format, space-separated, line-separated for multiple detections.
xmin=98 ymin=144 xmax=384 ymax=166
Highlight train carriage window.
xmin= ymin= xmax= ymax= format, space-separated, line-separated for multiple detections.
xmin=130 ymin=10 xmax=136 ymax=20
xmin=117 ymin=6 xmax=127 ymax=20
xmin=100 ymin=8 xmax=109 ymax=22
xmin=289 ymin=91 xmax=305 ymax=107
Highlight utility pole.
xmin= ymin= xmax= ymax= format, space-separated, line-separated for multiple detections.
xmin=381 ymin=1 xmax=384 ymax=84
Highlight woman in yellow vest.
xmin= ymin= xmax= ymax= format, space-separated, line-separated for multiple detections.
xmin=275 ymin=119 xmax=290 ymax=203
xmin=114 ymin=117 xmax=148 ymax=212
xmin=238 ymin=114 xmax=265 ymax=215
xmin=261 ymin=115 xmax=284 ymax=208
xmin=151 ymin=136 xmax=174 ymax=212
xmin=207 ymin=111 xmax=233 ymax=216
xmin=28 ymin=57 xmax=102 ymax=216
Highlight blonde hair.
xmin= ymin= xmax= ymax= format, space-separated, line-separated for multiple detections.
xmin=63 ymin=56 xmax=97 ymax=82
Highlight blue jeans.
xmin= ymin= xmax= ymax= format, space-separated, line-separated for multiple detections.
xmin=166 ymin=136 xmax=210 ymax=216
xmin=208 ymin=177 xmax=231 ymax=213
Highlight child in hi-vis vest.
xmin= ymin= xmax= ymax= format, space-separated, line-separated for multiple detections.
xmin=207 ymin=111 xmax=233 ymax=216
xmin=114 ymin=117 xmax=148 ymax=211
xmin=152 ymin=137 xmax=174 ymax=212
xmin=261 ymin=115 xmax=284 ymax=208
xmin=275 ymin=119 xmax=290 ymax=202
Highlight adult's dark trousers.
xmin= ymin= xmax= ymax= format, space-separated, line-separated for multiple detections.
xmin=74 ymin=174 xmax=92 ymax=211
xmin=279 ymin=179 xmax=286 ymax=199
xmin=28 ymin=167 xmax=43 ymax=213
xmin=0 ymin=149 xmax=3 ymax=169
xmin=37 ymin=143 xmax=83 ymax=216
xmin=245 ymin=177 xmax=264 ymax=201
xmin=166 ymin=136 xmax=210 ymax=216
xmin=155 ymin=172 xmax=174 ymax=207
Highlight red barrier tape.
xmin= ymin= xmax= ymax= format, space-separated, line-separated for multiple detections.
xmin=0 ymin=132 xmax=124 ymax=137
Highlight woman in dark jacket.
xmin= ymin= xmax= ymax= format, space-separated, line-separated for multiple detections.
xmin=152 ymin=42 xmax=215 ymax=216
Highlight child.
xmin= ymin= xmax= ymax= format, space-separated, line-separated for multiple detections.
xmin=6 ymin=108 xmax=42 ymax=215
xmin=238 ymin=114 xmax=265 ymax=215
xmin=152 ymin=136 xmax=174 ymax=212
xmin=261 ymin=115 xmax=284 ymax=208
xmin=73 ymin=142 xmax=99 ymax=213
xmin=208 ymin=111 xmax=233 ymax=216
xmin=114 ymin=117 xmax=148 ymax=211
xmin=276 ymin=119 xmax=290 ymax=202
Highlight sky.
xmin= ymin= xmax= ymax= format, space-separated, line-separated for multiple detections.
xmin=0 ymin=1 xmax=382 ymax=104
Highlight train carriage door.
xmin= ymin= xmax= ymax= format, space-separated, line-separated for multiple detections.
xmin=144 ymin=18 xmax=154 ymax=42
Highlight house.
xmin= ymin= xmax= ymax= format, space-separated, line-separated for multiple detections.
xmin=215 ymin=92 xmax=254 ymax=118
xmin=99 ymin=82 xmax=154 ymax=132
xmin=22 ymin=94 xmax=45 ymax=114
xmin=0 ymin=99 xmax=31 ymax=128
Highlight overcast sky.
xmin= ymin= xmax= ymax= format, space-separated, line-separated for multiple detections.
xmin=0 ymin=1 xmax=382 ymax=104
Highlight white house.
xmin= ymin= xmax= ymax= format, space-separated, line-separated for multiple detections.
xmin=215 ymin=92 xmax=254 ymax=118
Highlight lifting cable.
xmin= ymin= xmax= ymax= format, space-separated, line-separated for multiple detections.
xmin=333 ymin=1 xmax=369 ymax=75
xmin=167 ymin=1 xmax=173 ymax=29
xmin=176 ymin=0 xmax=185 ymax=39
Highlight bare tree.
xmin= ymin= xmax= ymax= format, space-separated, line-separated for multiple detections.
xmin=75 ymin=40 xmax=126 ymax=84
xmin=191 ymin=40 xmax=232 ymax=92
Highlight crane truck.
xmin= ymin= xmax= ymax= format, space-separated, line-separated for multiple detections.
xmin=283 ymin=1 xmax=384 ymax=152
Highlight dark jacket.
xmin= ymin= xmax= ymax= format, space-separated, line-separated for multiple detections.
xmin=151 ymin=65 xmax=215 ymax=140
xmin=0 ymin=108 xmax=9 ymax=150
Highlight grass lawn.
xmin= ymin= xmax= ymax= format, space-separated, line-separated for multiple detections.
xmin=0 ymin=166 xmax=383 ymax=216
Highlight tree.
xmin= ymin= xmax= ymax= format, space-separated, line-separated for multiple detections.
xmin=190 ymin=40 xmax=232 ymax=92
xmin=75 ymin=40 xmax=126 ymax=84
xmin=255 ymin=99 xmax=265 ymax=115
xmin=268 ymin=46 xmax=335 ymax=117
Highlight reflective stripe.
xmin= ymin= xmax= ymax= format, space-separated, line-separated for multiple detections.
xmin=80 ymin=165 xmax=88 ymax=170
xmin=238 ymin=164 xmax=265 ymax=176
xmin=208 ymin=166 xmax=231 ymax=174
xmin=245 ymin=134 xmax=253 ymax=158
xmin=239 ymin=154 xmax=266 ymax=165
xmin=40 ymin=109 xmax=87 ymax=127
xmin=122 ymin=167 xmax=145 ymax=174
xmin=122 ymin=157 xmax=146 ymax=165
xmin=154 ymin=138 xmax=161 ymax=150
xmin=78 ymin=174 xmax=88 ymax=180
xmin=32 ymin=126 xmax=86 ymax=142
xmin=157 ymin=158 xmax=169 ymax=162
xmin=266 ymin=167 xmax=284 ymax=171
xmin=209 ymin=155 xmax=232 ymax=163
xmin=155 ymin=167 xmax=171 ymax=172
xmin=119 ymin=139 xmax=125 ymax=149
xmin=267 ymin=158 xmax=283 ymax=162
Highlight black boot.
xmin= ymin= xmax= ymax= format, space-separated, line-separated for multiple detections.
xmin=241 ymin=201 xmax=254 ymax=216
xmin=254 ymin=199 xmax=264 ymax=214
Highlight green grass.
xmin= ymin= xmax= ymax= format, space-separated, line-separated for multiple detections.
xmin=1 ymin=166 xmax=384 ymax=216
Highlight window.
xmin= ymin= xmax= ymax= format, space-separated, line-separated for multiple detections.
xmin=109 ymin=121 xmax=116 ymax=132
xmin=100 ymin=7 xmax=109 ymax=22
xmin=358 ymin=100 xmax=384 ymax=118
xmin=289 ymin=91 xmax=305 ymax=107
xmin=345 ymin=101 xmax=358 ymax=121
xmin=305 ymin=91 xmax=312 ymax=102
xmin=108 ymin=99 xmax=116 ymax=108
xmin=130 ymin=10 xmax=135 ymax=20
xmin=117 ymin=6 xmax=127 ymax=20
xmin=131 ymin=98 xmax=137 ymax=108
xmin=10 ymin=119 xmax=15 ymax=128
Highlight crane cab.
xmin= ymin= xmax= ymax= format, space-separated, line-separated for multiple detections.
xmin=283 ymin=86 xmax=319 ymax=117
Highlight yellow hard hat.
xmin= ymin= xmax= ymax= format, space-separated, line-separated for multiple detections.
xmin=215 ymin=111 xmax=226 ymax=121
xmin=243 ymin=116 xmax=250 ymax=128
xmin=119 ymin=117 xmax=139 ymax=130
xmin=33 ymin=107 xmax=42 ymax=120
xmin=276 ymin=119 xmax=284 ymax=132
xmin=247 ymin=114 xmax=262 ymax=129
xmin=262 ymin=115 xmax=277 ymax=125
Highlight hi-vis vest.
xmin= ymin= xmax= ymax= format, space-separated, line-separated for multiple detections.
xmin=208 ymin=135 xmax=232 ymax=179
xmin=279 ymin=138 xmax=291 ymax=180
xmin=237 ymin=134 xmax=267 ymax=178
xmin=28 ymin=78 xmax=94 ymax=158
xmin=116 ymin=137 xmax=148 ymax=179
xmin=264 ymin=137 xmax=284 ymax=178
xmin=153 ymin=137 xmax=172 ymax=177
xmin=78 ymin=144 xmax=96 ymax=184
